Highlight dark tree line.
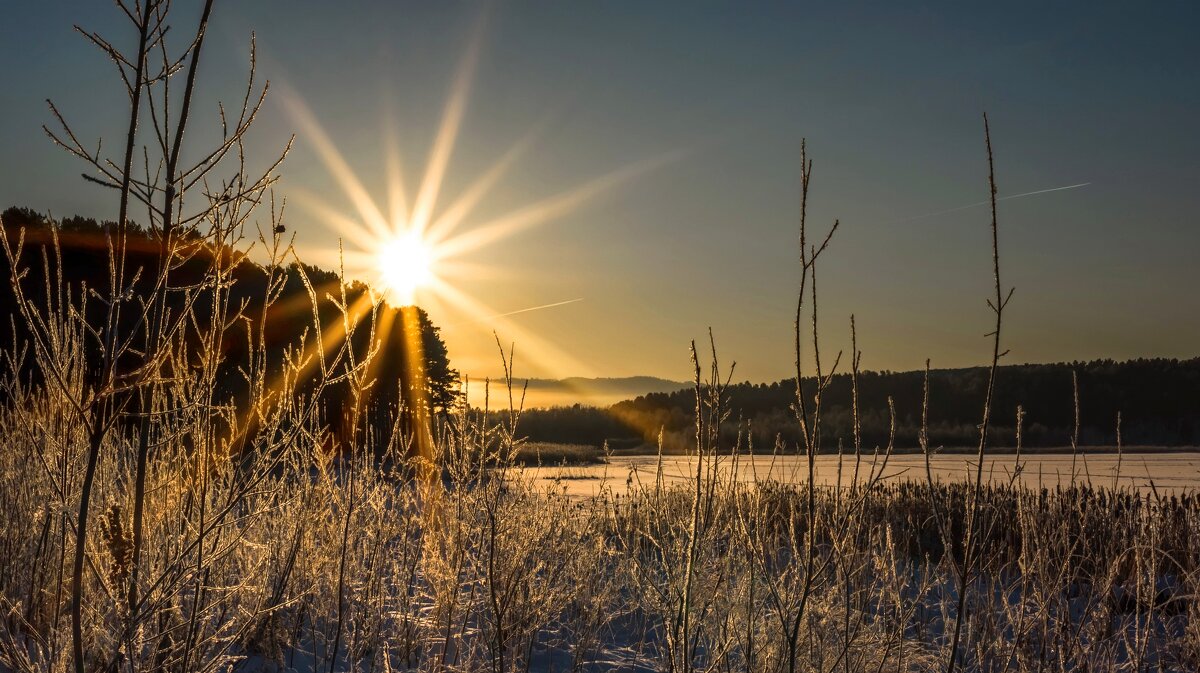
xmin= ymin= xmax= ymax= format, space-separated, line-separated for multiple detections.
xmin=9 ymin=207 xmax=1195 ymax=456
xmin=0 ymin=206 xmax=460 ymax=452
xmin=513 ymin=359 xmax=1200 ymax=453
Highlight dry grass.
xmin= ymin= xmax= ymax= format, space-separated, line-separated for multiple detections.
xmin=3 ymin=422 xmax=1198 ymax=672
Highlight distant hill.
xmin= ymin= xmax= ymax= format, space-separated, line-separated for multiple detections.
xmin=509 ymin=358 xmax=1200 ymax=452
xmin=465 ymin=376 xmax=690 ymax=409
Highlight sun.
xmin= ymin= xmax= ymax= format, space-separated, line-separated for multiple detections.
xmin=278 ymin=14 xmax=678 ymax=378
xmin=377 ymin=229 xmax=435 ymax=304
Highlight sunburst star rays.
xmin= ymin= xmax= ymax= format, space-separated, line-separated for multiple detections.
xmin=277 ymin=26 xmax=679 ymax=382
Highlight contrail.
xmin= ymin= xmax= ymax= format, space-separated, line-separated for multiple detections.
xmin=446 ymin=298 xmax=584 ymax=328
xmin=888 ymin=182 xmax=1091 ymax=225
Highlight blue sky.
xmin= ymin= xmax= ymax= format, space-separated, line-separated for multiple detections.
xmin=2 ymin=1 xmax=1197 ymax=380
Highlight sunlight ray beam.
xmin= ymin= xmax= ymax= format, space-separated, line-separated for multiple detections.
xmin=235 ymin=291 xmax=379 ymax=449
xmin=435 ymin=283 xmax=596 ymax=378
xmin=382 ymin=111 xmax=411 ymax=231
xmin=410 ymin=11 xmax=488 ymax=234
xmin=425 ymin=123 xmax=543 ymax=243
xmin=437 ymin=150 xmax=684 ymax=258
xmin=397 ymin=305 xmax=435 ymax=464
xmin=355 ymin=301 xmax=397 ymax=413
xmin=290 ymin=190 xmax=380 ymax=252
xmin=262 ymin=280 xmax=342 ymax=325
xmin=296 ymin=247 xmax=361 ymax=276
xmin=303 ymin=249 xmax=403 ymax=284
xmin=278 ymin=83 xmax=392 ymax=240
xmin=434 ymin=259 xmax=511 ymax=282
xmin=311 ymin=292 xmax=379 ymax=372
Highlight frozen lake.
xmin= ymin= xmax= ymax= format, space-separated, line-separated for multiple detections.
xmin=519 ymin=451 xmax=1200 ymax=497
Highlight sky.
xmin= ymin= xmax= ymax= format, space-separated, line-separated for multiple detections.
xmin=2 ymin=1 xmax=1198 ymax=383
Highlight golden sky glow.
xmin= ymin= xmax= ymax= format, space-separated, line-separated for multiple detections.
xmin=9 ymin=4 xmax=1199 ymax=384
xmin=276 ymin=20 xmax=680 ymax=382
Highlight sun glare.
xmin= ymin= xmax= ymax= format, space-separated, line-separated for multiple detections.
xmin=377 ymin=229 xmax=435 ymax=303
xmin=278 ymin=15 xmax=677 ymax=377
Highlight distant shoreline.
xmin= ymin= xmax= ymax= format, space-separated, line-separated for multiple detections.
xmin=524 ymin=452 xmax=1200 ymax=496
xmin=609 ymin=445 xmax=1200 ymax=457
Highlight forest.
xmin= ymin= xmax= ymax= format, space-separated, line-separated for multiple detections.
xmin=513 ymin=358 xmax=1200 ymax=451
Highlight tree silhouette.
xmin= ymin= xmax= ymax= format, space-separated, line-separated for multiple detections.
xmin=1 ymin=206 xmax=460 ymax=453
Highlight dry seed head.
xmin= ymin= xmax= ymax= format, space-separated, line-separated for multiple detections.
xmin=99 ymin=504 xmax=133 ymax=593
